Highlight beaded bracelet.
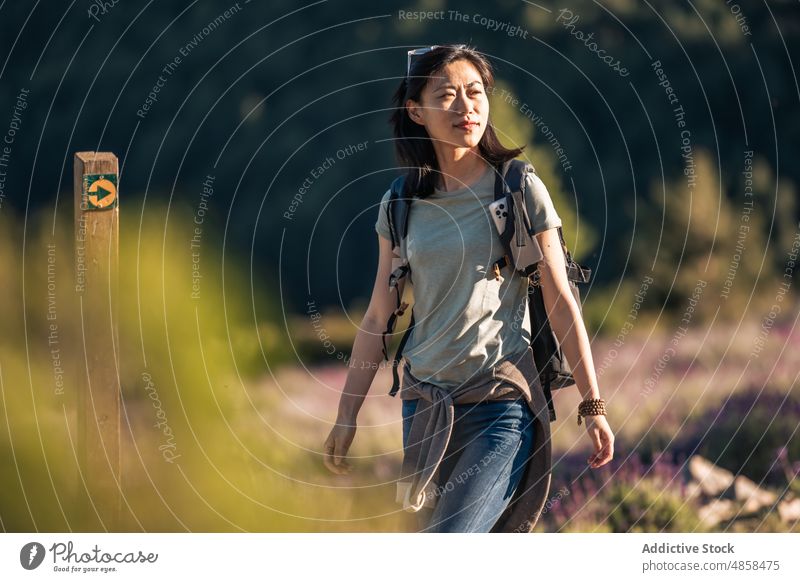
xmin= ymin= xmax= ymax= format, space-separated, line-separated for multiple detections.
xmin=577 ymin=398 xmax=606 ymax=425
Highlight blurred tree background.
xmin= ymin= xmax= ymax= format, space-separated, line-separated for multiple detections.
xmin=0 ymin=0 xmax=798 ymax=532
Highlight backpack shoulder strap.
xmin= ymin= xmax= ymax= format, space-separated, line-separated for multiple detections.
xmin=498 ymin=158 xmax=538 ymax=233
xmin=492 ymin=159 xmax=539 ymax=277
xmin=494 ymin=158 xmax=534 ymax=199
xmin=387 ymin=174 xmax=411 ymax=253
xmin=382 ymin=173 xmax=416 ymax=397
xmin=504 ymin=158 xmax=535 ymax=192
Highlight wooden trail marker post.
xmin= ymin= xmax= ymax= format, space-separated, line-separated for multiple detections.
xmin=73 ymin=152 xmax=121 ymax=529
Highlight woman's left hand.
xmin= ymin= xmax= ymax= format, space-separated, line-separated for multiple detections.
xmin=584 ymin=414 xmax=614 ymax=468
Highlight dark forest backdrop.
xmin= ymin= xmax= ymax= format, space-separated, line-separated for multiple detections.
xmin=1 ymin=0 xmax=798 ymax=325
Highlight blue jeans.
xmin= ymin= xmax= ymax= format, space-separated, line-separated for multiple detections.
xmin=401 ymin=397 xmax=535 ymax=532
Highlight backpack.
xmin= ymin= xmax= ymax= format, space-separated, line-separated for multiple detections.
xmin=380 ymin=158 xmax=592 ymax=422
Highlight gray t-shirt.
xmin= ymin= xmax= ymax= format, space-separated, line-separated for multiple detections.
xmin=374 ymin=163 xmax=562 ymax=389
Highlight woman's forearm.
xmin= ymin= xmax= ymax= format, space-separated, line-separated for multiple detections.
xmin=549 ymin=299 xmax=601 ymax=401
xmin=336 ymin=317 xmax=390 ymax=422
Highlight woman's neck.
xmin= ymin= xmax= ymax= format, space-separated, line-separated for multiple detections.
xmin=435 ymin=148 xmax=490 ymax=192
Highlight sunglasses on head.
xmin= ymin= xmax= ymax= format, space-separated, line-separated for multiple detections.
xmin=406 ymin=44 xmax=467 ymax=75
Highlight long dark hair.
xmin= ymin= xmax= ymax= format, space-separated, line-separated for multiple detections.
xmin=388 ymin=44 xmax=525 ymax=199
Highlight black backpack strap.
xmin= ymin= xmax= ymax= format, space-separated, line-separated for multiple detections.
xmin=388 ymin=309 xmax=415 ymax=397
xmin=507 ymin=159 xmax=536 ymax=238
xmin=380 ymin=263 xmax=410 ymax=360
xmin=494 ymin=159 xmax=530 ymax=203
xmin=387 ymin=175 xmax=411 ymax=248
xmin=543 ymin=377 xmax=556 ymax=422
xmin=556 ymin=226 xmax=593 ymax=284
xmin=493 ymin=159 xmax=538 ymax=278
xmin=383 ymin=173 xmax=415 ymax=397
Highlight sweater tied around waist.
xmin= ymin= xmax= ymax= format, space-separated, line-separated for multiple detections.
xmin=396 ymin=345 xmax=553 ymax=532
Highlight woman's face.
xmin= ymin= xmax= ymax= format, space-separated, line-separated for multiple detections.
xmin=406 ymin=59 xmax=489 ymax=151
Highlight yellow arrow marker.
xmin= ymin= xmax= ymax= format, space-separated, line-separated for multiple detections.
xmin=86 ymin=177 xmax=117 ymax=209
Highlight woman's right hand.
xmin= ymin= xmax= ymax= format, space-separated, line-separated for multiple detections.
xmin=323 ymin=416 xmax=356 ymax=475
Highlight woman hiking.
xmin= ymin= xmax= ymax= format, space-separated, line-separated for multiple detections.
xmin=323 ymin=44 xmax=614 ymax=533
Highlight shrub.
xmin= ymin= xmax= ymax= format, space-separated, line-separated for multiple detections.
xmin=679 ymin=388 xmax=800 ymax=486
xmin=545 ymin=451 xmax=703 ymax=532
xmin=604 ymin=479 xmax=705 ymax=532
